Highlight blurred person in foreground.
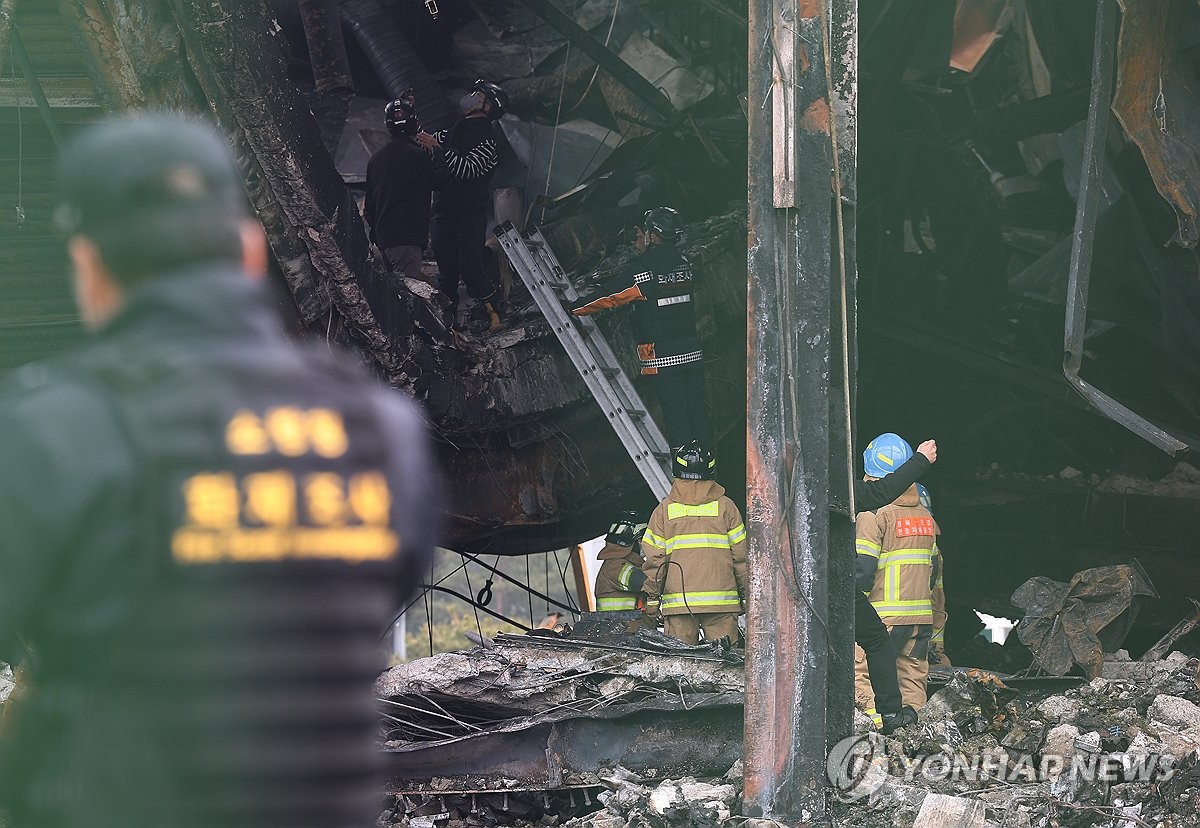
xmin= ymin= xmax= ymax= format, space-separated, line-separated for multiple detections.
xmin=0 ymin=115 xmax=440 ymax=828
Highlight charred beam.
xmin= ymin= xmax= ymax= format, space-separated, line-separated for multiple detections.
xmin=56 ymin=0 xmax=145 ymax=111
xmin=297 ymin=0 xmax=354 ymax=93
xmin=745 ymin=0 xmax=855 ymax=820
xmin=166 ymin=0 xmax=407 ymax=382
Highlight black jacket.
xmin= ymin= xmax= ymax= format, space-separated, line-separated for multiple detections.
xmin=854 ymin=454 xmax=930 ymax=512
xmin=571 ymin=242 xmax=702 ymax=375
xmin=431 ymin=117 xmax=500 ymax=219
xmin=364 ymin=135 xmax=449 ymax=249
xmin=0 ymin=265 xmax=440 ymax=828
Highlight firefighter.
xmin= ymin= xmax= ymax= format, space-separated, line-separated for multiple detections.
xmin=364 ymin=97 xmax=449 ymax=280
xmin=418 ymin=79 xmax=507 ymax=331
xmin=594 ymin=511 xmax=649 ymax=623
xmin=851 ymin=436 xmax=938 ymax=734
xmin=641 ymin=441 xmax=747 ymax=646
xmin=0 ymin=116 xmax=440 ymax=828
xmin=571 ymin=207 xmax=708 ymax=448
xmin=918 ymin=483 xmax=951 ymax=667
xmin=854 ymin=433 xmax=938 ymax=729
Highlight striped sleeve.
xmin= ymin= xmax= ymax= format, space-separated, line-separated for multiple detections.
xmin=442 ymin=137 xmax=500 ymax=180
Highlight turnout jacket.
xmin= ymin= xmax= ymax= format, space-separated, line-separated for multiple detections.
xmin=594 ymin=542 xmax=647 ymax=611
xmin=0 ymin=265 xmax=440 ymax=828
xmin=364 ymin=134 xmax=450 ymax=249
xmin=431 ymin=116 xmax=500 ymax=218
xmin=855 ymin=484 xmax=939 ymax=626
xmin=641 ymin=480 xmax=748 ymax=615
xmin=571 ymin=242 xmax=702 ymax=375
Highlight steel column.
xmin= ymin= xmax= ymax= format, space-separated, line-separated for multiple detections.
xmin=745 ymin=0 xmax=858 ymax=821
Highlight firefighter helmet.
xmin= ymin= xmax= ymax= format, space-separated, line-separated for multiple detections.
xmin=917 ymin=482 xmax=933 ymax=514
xmin=384 ymin=99 xmax=420 ymax=137
xmin=606 ymin=510 xmax=647 ymax=547
xmin=674 ymin=440 xmax=715 ymax=480
xmin=471 ymin=80 xmax=508 ymax=121
xmin=863 ymin=432 xmax=912 ymax=478
xmin=640 ymin=206 xmax=681 ymax=241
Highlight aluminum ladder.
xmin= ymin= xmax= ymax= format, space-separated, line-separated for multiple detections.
xmin=495 ymin=222 xmax=673 ymax=499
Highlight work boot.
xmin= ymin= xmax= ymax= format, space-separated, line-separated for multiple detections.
xmin=880 ymin=706 xmax=917 ymax=736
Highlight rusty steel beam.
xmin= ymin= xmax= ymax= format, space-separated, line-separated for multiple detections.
xmin=745 ymin=0 xmax=858 ymax=820
xmin=1113 ymin=0 xmax=1200 ymax=249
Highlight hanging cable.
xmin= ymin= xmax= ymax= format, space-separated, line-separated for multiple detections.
xmin=540 ymin=0 xmax=582 ymax=224
xmin=569 ymin=0 xmax=621 ymax=113
xmin=525 ymin=555 xmax=535 ymax=627
xmin=11 ymin=35 xmax=24 ymax=229
xmin=459 ymin=552 xmax=485 ymax=643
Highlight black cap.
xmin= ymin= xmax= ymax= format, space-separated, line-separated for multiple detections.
xmin=55 ymin=116 xmax=245 ymax=237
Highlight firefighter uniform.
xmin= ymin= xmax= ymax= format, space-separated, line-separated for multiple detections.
xmin=594 ymin=542 xmax=648 ymax=612
xmin=854 ymin=484 xmax=938 ymax=723
xmin=571 ymin=225 xmax=707 ymax=448
xmin=0 ymin=118 xmax=441 ymax=828
xmin=641 ymin=478 xmax=748 ymax=646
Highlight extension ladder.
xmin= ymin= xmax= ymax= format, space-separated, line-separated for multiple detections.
xmin=495 ymin=223 xmax=673 ymax=499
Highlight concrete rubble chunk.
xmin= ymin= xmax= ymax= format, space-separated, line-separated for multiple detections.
xmin=911 ymin=793 xmax=986 ymax=828
xmin=1035 ymin=695 xmax=1081 ymax=724
xmin=1041 ymin=724 xmax=1082 ymax=775
xmin=1148 ymin=694 xmax=1200 ymax=731
xmin=646 ymin=777 xmax=736 ymax=818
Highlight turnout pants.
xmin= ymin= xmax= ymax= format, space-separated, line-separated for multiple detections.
xmin=853 ymin=593 xmax=904 ymax=725
xmin=855 ymin=614 xmax=932 ymax=725
xmin=664 ymin=612 xmax=739 ymax=646
xmin=653 ymin=362 xmax=709 ymax=448
xmin=432 ymin=211 xmax=496 ymax=307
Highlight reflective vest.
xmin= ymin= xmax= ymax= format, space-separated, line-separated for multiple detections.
xmin=594 ymin=543 xmax=646 ymax=611
xmin=854 ymin=484 xmax=936 ymax=626
xmin=641 ymin=479 xmax=748 ymax=615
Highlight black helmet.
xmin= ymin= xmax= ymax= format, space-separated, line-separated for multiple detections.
xmin=472 ymin=80 xmax=509 ymax=121
xmin=384 ymin=99 xmax=420 ymax=137
xmin=606 ymin=510 xmax=647 ymax=547
xmin=641 ymin=206 xmax=681 ymax=241
xmin=674 ymin=440 xmax=715 ymax=480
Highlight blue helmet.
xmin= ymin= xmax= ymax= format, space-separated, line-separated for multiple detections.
xmin=917 ymin=483 xmax=933 ymax=514
xmin=863 ymin=433 xmax=913 ymax=478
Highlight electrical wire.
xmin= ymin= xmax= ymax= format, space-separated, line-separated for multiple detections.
xmin=460 ymin=552 xmax=485 ymax=643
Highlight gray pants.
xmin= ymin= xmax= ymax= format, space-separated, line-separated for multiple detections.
xmin=383 ymin=245 xmax=423 ymax=279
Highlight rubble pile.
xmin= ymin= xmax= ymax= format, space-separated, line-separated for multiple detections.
xmin=833 ymin=652 xmax=1200 ymax=828
xmin=378 ymin=763 xmax=746 ymax=828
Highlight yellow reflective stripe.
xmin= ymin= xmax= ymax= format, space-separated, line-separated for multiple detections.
xmin=661 ymin=590 xmax=741 ymax=608
xmin=728 ymin=524 xmax=747 ymax=544
xmin=872 ymin=600 xmax=934 ymax=614
xmin=855 ymin=542 xmax=881 ymax=559
xmin=664 ymin=534 xmax=732 ymax=553
xmin=667 ymin=501 xmax=720 ymax=519
xmin=865 ymin=707 xmax=883 ymax=728
xmin=858 ymin=539 xmax=881 ymax=551
xmin=879 ymin=550 xmax=932 ymax=566
xmin=598 ymin=597 xmax=638 ymax=610
xmin=931 ymin=628 xmax=945 ymax=642
xmin=617 ymin=563 xmax=635 ymax=590
xmin=642 ymin=529 xmax=667 ymax=549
